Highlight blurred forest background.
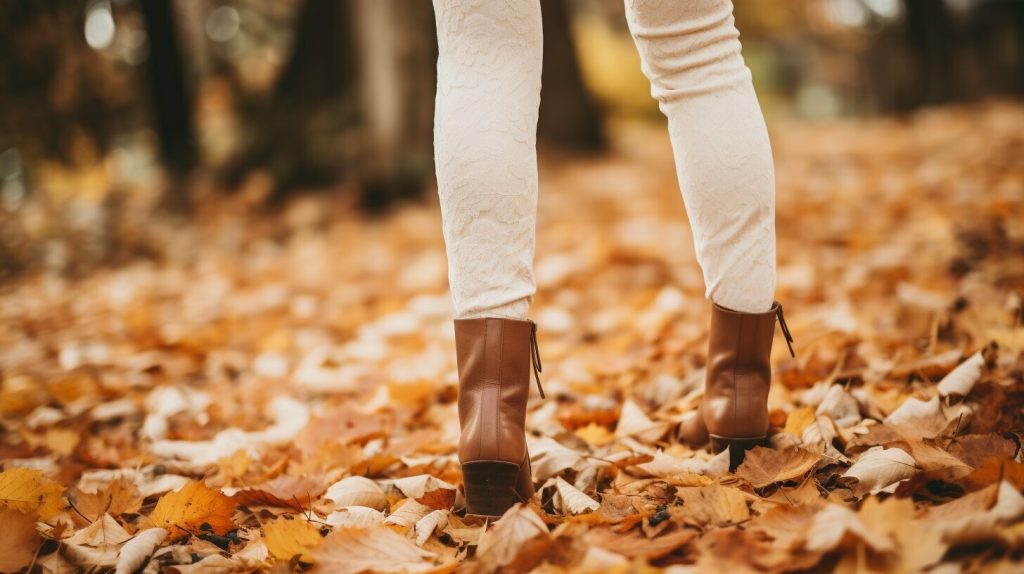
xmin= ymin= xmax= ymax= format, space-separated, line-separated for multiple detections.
xmin=0 ymin=0 xmax=1022 ymax=278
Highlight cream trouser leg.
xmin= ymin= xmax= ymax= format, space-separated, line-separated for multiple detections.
xmin=433 ymin=0 xmax=775 ymax=319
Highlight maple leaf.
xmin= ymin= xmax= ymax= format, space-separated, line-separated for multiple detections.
xmin=735 ymin=446 xmax=820 ymax=488
xmin=69 ymin=478 xmax=143 ymax=524
xmin=145 ymin=480 xmax=237 ymax=540
xmin=0 ymin=467 xmax=66 ymax=519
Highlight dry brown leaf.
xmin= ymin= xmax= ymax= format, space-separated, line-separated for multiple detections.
xmin=554 ymin=477 xmax=600 ymax=515
xmin=324 ymin=506 xmax=386 ymax=528
xmin=391 ymin=474 xmax=457 ymax=510
xmin=231 ymin=474 xmax=326 ymax=510
xmin=961 ymin=457 xmax=1024 ymax=491
xmin=924 ymin=480 xmax=1024 ymax=545
xmin=748 ymin=504 xmax=818 ymax=549
xmin=65 ymin=514 xmax=132 ymax=546
xmin=615 ymin=400 xmax=670 ymax=443
xmin=0 ymin=467 xmax=65 ymax=518
xmin=310 ymin=525 xmax=437 ymax=573
xmin=805 ymin=504 xmax=895 ymax=553
xmin=583 ymin=524 xmax=696 ymax=560
xmin=264 ymin=516 xmax=322 ymax=563
xmin=674 ymin=484 xmax=750 ymax=527
xmin=839 ymin=446 xmax=918 ymax=496
xmin=414 ymin=509 xmax=449 ymax=545
xmin=146 ymin=480 xmax=237 ymax=540
xmin=735 ymin=446 xmax=820 ymax=488
xmin=0 ymin=508 xmax=41 ymax=573
xmin=475 ymin=504 xmax=551 ymax=571
xmin=323 ymin=476 xmax=387 ymax=511
xmin=70 ymin=478 xmax=143 ymax=524
xmin=937 ymin=348 xmax=988 ymax=400
xmin=114 ymin=527 xmax=168 ymax=574
xmin=384 ymin=498 xmax=433 ymax=528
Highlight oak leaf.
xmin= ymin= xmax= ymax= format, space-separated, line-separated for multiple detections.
xmin=70 ymin=478 xmax=143 ymax=524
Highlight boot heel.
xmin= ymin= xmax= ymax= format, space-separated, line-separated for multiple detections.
xmin=462 ymin=461 xmax=521 ymax=519
xmin=709 ymin=435 xmax=767 ymax=471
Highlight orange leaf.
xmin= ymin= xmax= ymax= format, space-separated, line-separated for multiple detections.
xmin=146 ymin=481 xmax=237 ymax=540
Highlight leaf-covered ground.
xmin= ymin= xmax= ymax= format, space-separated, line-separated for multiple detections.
xmin=1 ymin=103 xmax=1023 ymax=573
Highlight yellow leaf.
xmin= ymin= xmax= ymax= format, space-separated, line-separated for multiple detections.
xmin=265 ymin=516 xmax=323 ymax=563
xmin=146 ymin=481 xmax=236 ymax=540
xmin=0 ymin=467 xmax=65 ymax=519
xmin=575 ymin=423 xmax=615 ymax=446
xmin=783 ymin=406 xmax=817 ymax=437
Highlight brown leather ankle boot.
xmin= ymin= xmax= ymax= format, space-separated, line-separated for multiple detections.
xmin=680 ymin=301 xmax=794 ymax=470
xmin=454 ymin=317 xmax=544 ymax=518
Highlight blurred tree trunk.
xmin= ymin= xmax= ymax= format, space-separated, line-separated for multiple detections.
xmin=351 ymin=0 xmax=436 ymax=211
xmin=140 ymin=0 xmax=197 ymax=180
xmin=538 ymin=0 xmax=604 ymax=151
xmin=223 ymin=0 xmax=358 ymax=198
xmin=901 ymin=0 xmax=956 ymax=110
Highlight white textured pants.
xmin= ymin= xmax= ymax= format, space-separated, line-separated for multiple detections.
xmin=433 ymin=0 xmax=776 ymax=319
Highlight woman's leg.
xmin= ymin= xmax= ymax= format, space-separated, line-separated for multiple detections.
xmin=625 ymin=0 xmax=788 ymax=466
xmin=623 ymin=0 xmax=776 ymax=314
xmin=433 ymin=0 xmax=543 ymax=320
xmin=432 ymin=0 xmax=545 ymax=518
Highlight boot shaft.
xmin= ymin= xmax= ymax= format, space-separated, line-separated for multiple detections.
xmin=454 ymin=317 xmax=537 ymax=465
xmin=703 ymin=302 xmax=788 ymax=439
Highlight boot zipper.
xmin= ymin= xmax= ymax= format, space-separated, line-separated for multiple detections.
xmin=530 ymin=322 xmax=545 ymax=399
xmin=775 ymin=303 xmax=796 ymax=358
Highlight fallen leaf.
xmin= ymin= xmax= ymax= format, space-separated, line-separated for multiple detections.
xmin=414 ymin=509 xmax=449 ymax=545
xmin=391 ymin=474 xmax=456 ymax=510
xmin=735 ymin=446 xmax=820 ymax=488
xmin=937 ymin=348 xmax=989 ymax=400
xmin=0 ymin=508 xmax=41 ymax=573
xmin=114 ymin=528 xmax=167 ymax=574
xmin=323 ymin=476 xmax=387 ymax=511
xmin=310 ymin=525 xmax=436 ymax=573
xmin=146 ymin=480 xmax=237 ymax=540
xmin=554 ymin=477 xmax=600 ymax=514
xmin=324 ymin=506 xmax=386 ymax=528
xmin=0 ymin=467 xmax=65 ymax=518
xmin=264 ymin=516 xmax=322 ymax=563
xmin=584 ymin=524 xmax=696 ymax=560
xmin=70 ymin=478 xmax=142 ymax=524
xmin=674 ymin=484 xmax=750 ymax=527
xmin=230 ymin=474 xmax=326 ymax=510
xmin=961 ymin=456 xmax=1024 ymax=491
xmin=476 ymin=504 xmax=551 ymax=571
xmin=805 ymin=504 xmax=895 ymax=553
xmin=839 ymin=446 xmax=918 ymax=496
